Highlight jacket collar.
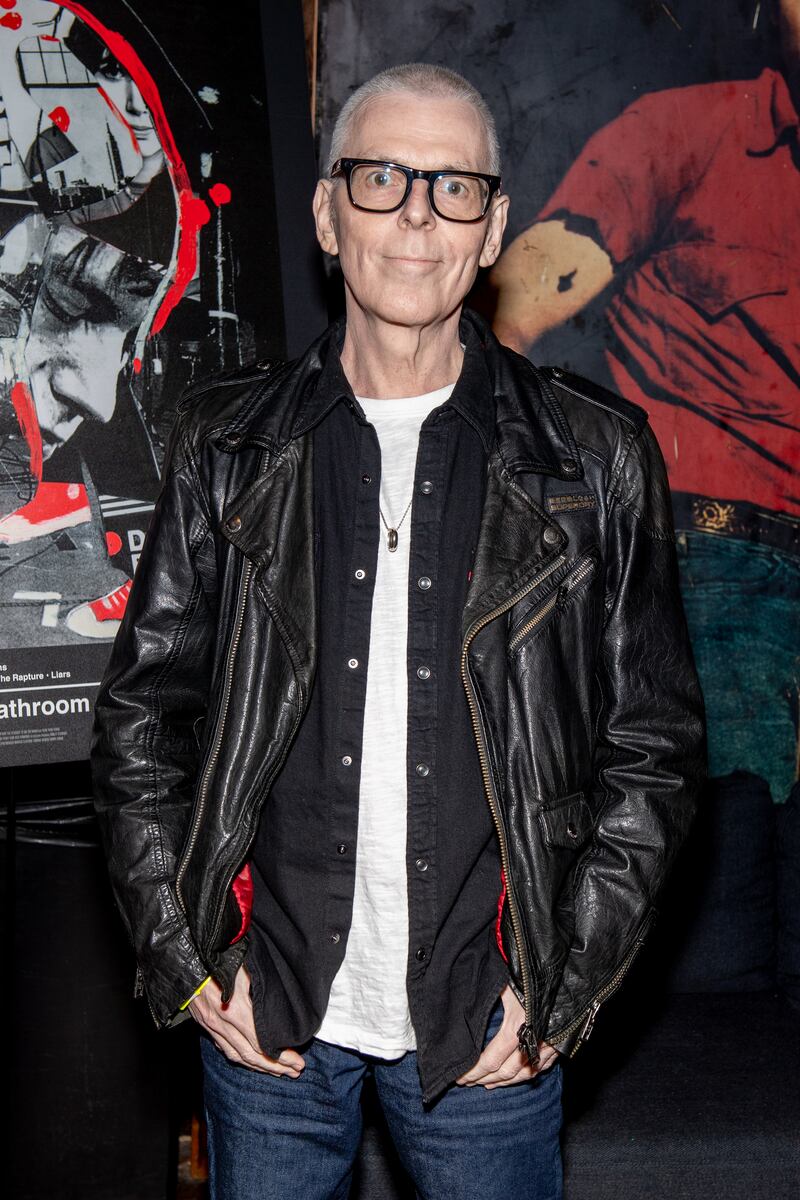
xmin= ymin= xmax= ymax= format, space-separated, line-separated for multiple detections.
xmin=214 ymin=307 xmax=582 ymax=482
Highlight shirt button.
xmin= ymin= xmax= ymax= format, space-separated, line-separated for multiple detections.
xmin=330 ymin=931 xmax=341 ymax=944
xmin=415 ymin=947 xmax=427 ymax=962
xmin=347 ymin=657 xmax=359 ymax=669
xmin=341 ymin=754 xmax=353 ymax=766
xmin=415 ymin=857 xmax=428 ymax=871
xmin=420 ymin=480 xmax=433 ymax=495
xmin=415 ymin=762 xmax=430 ymax=777
xmin=362 ymin=474 xmax=372 ymax=484
xmin=418 ymin=576 xmax=432 ymax=590
xmin=354 ymin=568 xmax=366 ymax=580
xmin=337 ymin=843 xmax=348 ymax=855
xmin=416 ymin=665 xmax=431 ymax=680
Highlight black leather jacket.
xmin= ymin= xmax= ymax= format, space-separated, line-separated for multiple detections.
xmin=91 ymin=308 xmax=706 ymax=1062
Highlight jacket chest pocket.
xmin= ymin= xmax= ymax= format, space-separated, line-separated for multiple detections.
xmin=507 ymin=550 xmax=598 ymax=657
xmin=538 ymin=790 xmax=594 ymax=851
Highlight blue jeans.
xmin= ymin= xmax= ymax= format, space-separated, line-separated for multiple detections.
xmin=199 ymin=993 xmax=563 ymax=1200
xmin=675 ymin=530 xmax=800 ymax=803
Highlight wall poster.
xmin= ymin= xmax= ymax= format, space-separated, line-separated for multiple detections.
xmin=318 ymin=0 xmax=800 ymax=807
xmin=0 ymin=0 xmax=284 ymax=765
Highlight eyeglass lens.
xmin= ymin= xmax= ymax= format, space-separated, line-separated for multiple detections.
xmin=349 ymin=164 xmax=490 ymax=220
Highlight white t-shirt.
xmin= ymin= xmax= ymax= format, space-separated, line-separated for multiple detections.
xmin=315 ymin=381 xmax=456 ymax=1057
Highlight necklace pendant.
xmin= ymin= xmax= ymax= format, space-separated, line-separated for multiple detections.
xmin=387 ymin=528 xmax=398 ymax=552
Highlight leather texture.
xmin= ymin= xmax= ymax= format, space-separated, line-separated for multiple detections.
xmin=91 ymin=308 xmax=707 ymax=1057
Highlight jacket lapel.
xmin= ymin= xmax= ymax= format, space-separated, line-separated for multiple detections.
xmin=461 ymin=452 xmax=569 ymax=643
xmin=219 ymin=438 xmax=317 ymax=695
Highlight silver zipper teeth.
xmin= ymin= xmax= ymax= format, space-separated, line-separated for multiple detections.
xmin=204 ymin=589 xmax=311 ymax=954
xmin=548 ymin=921 xmax=651 ymax=1053
xmin=507 ymin=553 xmax=596 ymax=652
xmin=205 ymin=694 xmax=305 ymax=953
xmin=175 ymin=557 xmax=254 ymax=914
xmin=461 ymin=549 xmax=568 ymax=1048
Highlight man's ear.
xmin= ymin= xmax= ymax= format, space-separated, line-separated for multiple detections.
xmin=313 ymin=179 xmax=340 ymax=257
xmin=478 ymin=193 xmax=510 ymax=269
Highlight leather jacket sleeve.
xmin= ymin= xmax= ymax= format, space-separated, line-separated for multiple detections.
xmin=90 ymin=413 xmax=216 ymax=1027
xmin=544 ymin=420 xmax=708 ymax=1055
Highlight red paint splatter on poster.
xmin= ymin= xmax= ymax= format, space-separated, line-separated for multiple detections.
xmin=133 ymin=356 xmax=142 ymax=374
xmin=60 ymin=3 xmax=211 ymax=336
xmin=105 ymin=530 xmax=123 ymax=556
xmin=10 ymin=381 xmax=42 ymax=483
xmin=0 ymin=11 xmax=21 ymax=29
xmin=96 ymin=85 xmax=138 ymax=153
xmin=0 ymin=0 xmax=17 ymax=10
xmin=48 ymin=106 xmax=70 ymax=132
xmin=209 ymin=182 xmax=231 ymax=206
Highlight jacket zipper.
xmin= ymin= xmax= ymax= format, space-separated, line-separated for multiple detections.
xmin=507 ymin=551 xmax=596 ymax=654
xmin=461 ymin=549 xmax=568 ymax=1062
xmin=175 ymin=556 xmax=254 ymax=915
xmin=205 ymin=585 xmax=311 ymax=956
xmin=546 ymin=912 xmax=653 ymax=1053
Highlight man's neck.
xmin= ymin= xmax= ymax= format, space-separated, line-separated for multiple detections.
xmin=339 ymin=303 xmax=464 ymax=399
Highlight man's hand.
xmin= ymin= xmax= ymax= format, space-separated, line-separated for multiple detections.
xmin=455 ymin=983 xmax=561 ymax=1088
xmin=188 ymin=963 xmax=306 ymax=1077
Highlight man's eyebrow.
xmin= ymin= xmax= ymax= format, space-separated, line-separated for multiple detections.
xmin=359 ymin=153 xmax=476 ymax=171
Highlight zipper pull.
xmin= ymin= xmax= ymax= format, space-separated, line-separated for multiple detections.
xmin=133 ymin=964 xmax=144 ymax=999
xmin=578 ymin=998 xmax=601 ymax=1044
xmin=516 ymin=1022 xmax=541 ymax=1066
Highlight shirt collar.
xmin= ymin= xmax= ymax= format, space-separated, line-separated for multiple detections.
xmin=291 ymin=311 xmax=496 ymax=454
xmin=746 ymin=67 xmax=799 ymax=155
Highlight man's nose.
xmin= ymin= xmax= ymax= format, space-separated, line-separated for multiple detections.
xmin=399 ymin=177 xmax=435 ymax=225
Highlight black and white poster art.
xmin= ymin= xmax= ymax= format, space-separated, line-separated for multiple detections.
xmin=0 ymin=0 xmax=284 ymax=765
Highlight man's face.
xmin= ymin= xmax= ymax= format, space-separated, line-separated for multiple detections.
xmin=313 ymin=92 xmax=508 ymax=329
xmin=23 ymin=226 xmax=162 ymax=461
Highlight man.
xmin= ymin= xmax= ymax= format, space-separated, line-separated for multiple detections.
xmin=487 ymin=3 xmax=800 ymax=810
xmin=91 ymin=62 xmax=706 ymax=1200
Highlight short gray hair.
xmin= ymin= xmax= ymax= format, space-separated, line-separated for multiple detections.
xmin=325 ymin=62 xmax=500 ymax=177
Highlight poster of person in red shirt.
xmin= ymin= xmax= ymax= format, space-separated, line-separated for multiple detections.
xmin=0 ymin=1 xmax=284 ymax=765
xmin=485 ymin=1 xmax=800 ymax=807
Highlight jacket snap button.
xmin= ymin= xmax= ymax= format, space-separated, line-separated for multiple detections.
xmin=415 ymin=762 xmax=430 ymax=777
xmin=566 ymin=823 xmax=579 ymax=839
xmin=330 ymin=931 xmax=341 ymax=944
xmin=337 ymin=843 xmax=348 ymax=855
xmin=415 ymin=857 xmax=429 ymax=871
xmin=227 ymin=515 xmax=242 ymax=532
xmin=418 ymin=576 xmax=432 ymax=590
xmin=561 ymin=459 xmax=577 ymax=474
xmin=420 ymin=480 xmax=433 ymax=495
xmin=417 ymin=665 xmax=431 ymax=680
xmin=415 ymin=947 xmax=427 ymax=962
xmin=227 ymin=432 xmax=242 ymax=445
xmin=543 ymin=526 xmax=560 ymax=545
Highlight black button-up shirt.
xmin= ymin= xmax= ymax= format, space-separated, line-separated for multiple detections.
xmin=247 ymin=317 xmax=510 ymax=1105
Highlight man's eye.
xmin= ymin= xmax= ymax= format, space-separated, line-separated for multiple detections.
xmin=367 ymin=172 xmax=392 ymax=187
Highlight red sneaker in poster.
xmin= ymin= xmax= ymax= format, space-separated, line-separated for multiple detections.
xmin=66 ymin=578 xmax=132 ymax=639
xmin=0 ymin=482 xmax=91 ymax=543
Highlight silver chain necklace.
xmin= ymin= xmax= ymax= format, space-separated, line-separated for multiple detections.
xmin=379 ymin=494 xmax=413 ymax=552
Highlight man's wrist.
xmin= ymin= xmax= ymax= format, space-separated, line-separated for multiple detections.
xmin=179 ymin=973 xmax=212 ymax=1010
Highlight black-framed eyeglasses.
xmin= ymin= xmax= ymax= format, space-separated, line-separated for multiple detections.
xmin=330 ymin=158 xmax=501 ymax=223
